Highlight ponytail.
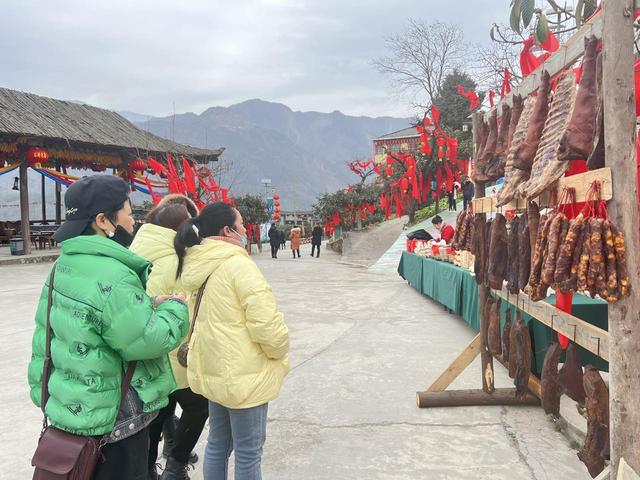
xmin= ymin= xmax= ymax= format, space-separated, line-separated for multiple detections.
xmin=174 ymin=217 xmax=202 ymax=278
xmin=173 ymin=202 xmax=238 ymax=278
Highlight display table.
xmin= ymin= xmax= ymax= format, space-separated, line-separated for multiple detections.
xmin=398 ymin=251 xmax=608 ymax=374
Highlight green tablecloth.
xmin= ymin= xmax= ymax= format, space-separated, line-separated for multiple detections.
xmin=398 ymin=251 xmax=608 ymax=375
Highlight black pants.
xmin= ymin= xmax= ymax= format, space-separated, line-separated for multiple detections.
xmin=148 ymin=388 xmax=209 ymax=467
xmin=292 ymin=249 xmax=300 ymax=258
xmin=311 ymin=243 xmax=320 ymax=257
xmin=463 ymin=196 xmax=472 ymax=211
xmin=94 ymin=427 xmax=150 ymax=480
xmin=271 ymin=244 xmax=279 ymax=258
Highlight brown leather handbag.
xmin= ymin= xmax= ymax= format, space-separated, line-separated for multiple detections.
xmin=31 ymin=267 xmax=136 ymax=479
xmin=176 ymin=278 xmax=209 ymax=368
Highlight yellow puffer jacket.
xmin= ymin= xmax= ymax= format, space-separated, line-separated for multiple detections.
xmin=180 ymin=238 xmax=289 ymax=409
xmin=129 ymin=223 xmax=190 ymax=389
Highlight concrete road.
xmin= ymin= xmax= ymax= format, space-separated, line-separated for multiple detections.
xmin=0 ymin=243 xmax=589 ymax=479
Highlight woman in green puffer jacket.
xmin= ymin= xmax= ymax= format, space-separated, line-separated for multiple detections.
xmin=27 ymin=175 xmax=190 ymax=480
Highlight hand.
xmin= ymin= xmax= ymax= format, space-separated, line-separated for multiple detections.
xmin=153 ymin=293 xmax=186 ymax=307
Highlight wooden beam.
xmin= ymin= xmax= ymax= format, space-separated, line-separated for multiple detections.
xmin=55 ymin=160 xmax=61 ymax=224
xmin=416 ymin=388 xmax=539 ymax=408
xmin=472 ymin=168 xmax=613 ymax=214
xmin=425 ymin=334 xmax=481 ymax=393
xmin=472 ymin=112 xmax=495 ymax=395
xmin=602 ymin=0 xmax=640 ymax=473
xmin=485 ymin=11 xmax=603 ymax=120
xmin=493 ymin=287 xmax=609 ymax=362
xmin=19 ymin=160 xmax=31 ymax=255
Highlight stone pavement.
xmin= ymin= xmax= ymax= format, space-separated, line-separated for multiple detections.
xmin=0 ymin=242 xmax=590 ymax=479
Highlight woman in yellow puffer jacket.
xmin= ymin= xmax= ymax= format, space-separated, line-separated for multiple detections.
xmin=174 ymin=202 xmax=289 ymax=480
xmin=130 ymin=195 xmax=209 ymax=480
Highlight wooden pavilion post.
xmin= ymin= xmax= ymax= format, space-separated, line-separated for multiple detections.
xmin=19 ymin=159 xmax=31 ymax=255
xmin=41 ymin=174 xmax=47 ymax=224
xmin=602 ymin=0 xmax=640 ymax=472
xmin=55 ymin=160 xmax=61 ymax=224
xmin=472 ymin=111 xmax=494 ymax=394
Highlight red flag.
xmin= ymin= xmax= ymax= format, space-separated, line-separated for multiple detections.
xmin=456 ymin=85 xmax=480 ymax=111
xmin=147 ymin=156 xmax=168 ymax=178
xmin=181 ymin=157 xmax=196 ymax=195
xmin=488 ymin=90 xmax=495 ymax=108
xmin=500 ymin=69 xmax=512 ymax=98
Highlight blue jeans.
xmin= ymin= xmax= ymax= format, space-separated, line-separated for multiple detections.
xmin=204 ymin=402 xmax=268 ymax=480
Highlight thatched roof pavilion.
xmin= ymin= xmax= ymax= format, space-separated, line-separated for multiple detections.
xmin=0 ymin=87 xmax=224 ymax=254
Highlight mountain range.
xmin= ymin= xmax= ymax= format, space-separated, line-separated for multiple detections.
xmin=129 ymin=99 xmax=410 ymax=209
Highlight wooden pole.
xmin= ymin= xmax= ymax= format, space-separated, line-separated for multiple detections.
xmin=55 ymin=160 xmax=61 ymax=224
xmin=19 ymin=160 xmax=31 ymax=255
xmin=416 ymin=388 xmax=539 ymax=408
xmin=41 ymin=173 xmax=47 ymax=224
xmin=602 ymin=0 xmax=640 ymax=472
xmin=472 ymin=112 xmax=495 ymax=394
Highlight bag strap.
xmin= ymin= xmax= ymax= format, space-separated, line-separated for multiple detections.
xmin=183 ymin=276 xmax=210 ymax=346
xmin=40 ymin=264 xmax=137 ymax=429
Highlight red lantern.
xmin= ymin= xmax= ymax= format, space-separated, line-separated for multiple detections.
xmin=386 ymin=156 xmax=393 ymax=165
xmin=416 ymin=125 xmax=424 ymax=134
xmin=26 ymin=148 xmax=49 ymax=166
xmin=273 ymin=194 xmax=280 ymax=200
xmin=273 ymin=214 xmax=280 ymax=221
xmin=385 ymin=166 xmax=393 ymax=176
xmin=128 ymin=158 xmax=146 ymax=172
xmin=400 ymin=177 xmax=409 ymax=192
xmin=274 ymin=200 xmax=280 ymax=207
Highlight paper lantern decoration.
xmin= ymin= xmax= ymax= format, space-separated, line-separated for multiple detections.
xmin=273 ymin=194 xmax=280 ymax=200
xmin=385 ymin=166 xmax=393 ymax=176
xmin=274 ymin=200 xmax=280 ymax=207
xmin=416 ymin=125 xmax=423 ymax=134
xmin=386 ymin=156 xmax=393 ymax=165
xmin=26 ymin=148 xmax=49 ymax=166
xmin=128 ymin=158 xmax=146 ymax=172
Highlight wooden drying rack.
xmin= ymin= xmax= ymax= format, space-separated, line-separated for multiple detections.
xmin=418 ymin=1 xmax=640 ymax=472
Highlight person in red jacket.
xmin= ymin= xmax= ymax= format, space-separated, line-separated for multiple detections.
xmin=432 ymin=215 xmax=455 ymax=243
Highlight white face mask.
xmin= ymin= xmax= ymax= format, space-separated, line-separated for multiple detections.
xmin=230 ymin=228 xmax=248 ymax=247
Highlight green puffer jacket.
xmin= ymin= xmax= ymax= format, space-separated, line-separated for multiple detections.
xmin=27 ymin=235 xmax=189 ymax=437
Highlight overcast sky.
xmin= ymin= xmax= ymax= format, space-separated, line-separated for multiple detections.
xmin=1 ymin=0 xmax=505 ymax=118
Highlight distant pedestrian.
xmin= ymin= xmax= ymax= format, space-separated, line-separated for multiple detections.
xmin=447 ymin=190 xmax=455 ymax=211
xmin=290 ymin=225 xmax=301 ymax=258
xmin=279 ymin=229 xmax=286 ymax=249
xmin=463 ymin=180 xmax=475 ymax=211
xmin=268 ymin=223 xmax=280 ymax=259
xmin=255 ymin=225 xmax=262 ymax=253
xmin=311 ymin=223 xmax=323 ymax=258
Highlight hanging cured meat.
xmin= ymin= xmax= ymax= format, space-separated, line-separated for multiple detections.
xmin=483 ymin=218 xmax=493 ymax=287
xmin=507 ymin=216 xmax=521 ymax=294
xmin=559 ymin=36 xmax=599 ymax=161
xmin=488 ymin=298 xmax=502 ymax=356
xmin=587 ymin=218 xmax=605 ymax=295
xmin=497 ymin=97 xmax=536 ymax=207
xmin=559 ymin=343 xmax=586 ymax=404
xmin=518 ymin=218 xmax=532 ymax=292
xmin=527 ymin=213 xmax=552 ymax=297
xmin=502 ymin=309 xmax=512 ymax=362
xmin=508 ymin=310 xmax=519 ymax=379
xmin=473 ymin=110 xmax=498 ymax=182
xmin=522 ymin=72 xmax=578 ymax=199
xmin=451 ymin=210 xmax=468 ymax=250
xmin=514 ymin=71 xmax=551 ymax=173
xmin=542 ymin=212 xmax=569 ymax=287
xmin=541 ymin=342 xmax=563 ymax=416
xmin=527 ymin=201 xmax=541 ymax=264
xmin=611 ymin=223 xmax=631 ymax=298
xmin=578 ymin=365 xmax=609 ymax=478
xmin=555 ymin=213 xmax=586 ymax=290
xmin=513 ymin=312 xmax=532 ymax=400
xmin=506 ymin=95 xmax=524 ymax=152
xmin=602 ymin=220 xmax=618 ymax=301
xmin=587 ymin=51 xmax=605 ymax=170
xmin=471 ymin=215 xmax=487 ymax=285
xmin=482 ymin=297 xmax=495 ymax=347
xmin=486 ymin=104 xmax=512 ymax=180
xmin=488 ymin=214 xmax=508 ymax=290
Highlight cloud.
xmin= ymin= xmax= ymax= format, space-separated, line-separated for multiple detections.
xmin=0 ymin=0 xmax=504 ymax=117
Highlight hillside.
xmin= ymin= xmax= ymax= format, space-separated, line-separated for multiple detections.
xmin=132 ymin=99 xmax=410 ymax=209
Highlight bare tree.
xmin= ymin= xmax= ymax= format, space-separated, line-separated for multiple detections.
xmin=472 ymin=25 xmax=523 ymax=95
xmin=372 ymin=20 xmax=470 ymax=109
